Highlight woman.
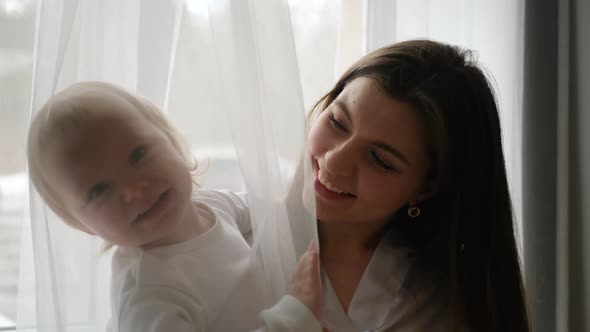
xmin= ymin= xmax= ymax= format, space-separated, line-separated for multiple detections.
xmin=307 ymin=39 xmax=529 ymax=331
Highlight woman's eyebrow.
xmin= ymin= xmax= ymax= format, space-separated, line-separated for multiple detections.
xmin=333 ymin=99 xmax=352 ymax=122
xmin=372 ymin=141 xmax=410 ymax=166
xmin=333 ymin=99 xmax=410 ymax=166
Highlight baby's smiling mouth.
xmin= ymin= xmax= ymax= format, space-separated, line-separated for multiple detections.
xmin=131 ymin=190 xmax=170 ymax=224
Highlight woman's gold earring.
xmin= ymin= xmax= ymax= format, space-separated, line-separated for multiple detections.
xmin=408 ymin=205 xmax=421 ymax=218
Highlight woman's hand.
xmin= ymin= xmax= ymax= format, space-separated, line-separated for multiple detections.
xmin=288 ymin=240 xmax=323 ymax=321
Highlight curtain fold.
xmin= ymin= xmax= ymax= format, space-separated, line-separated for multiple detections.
xmin=523 ymin=0 xmax=590 ymax=331
xmin=522 ymin=1 xmax=558 ymax=331
xmin=568 ymin=0 xmax=590 ymax=329
xmin=562 ymin=0 xmax=589 ymax=330
xmin=205 ymin=0 xmax=316 ymax=313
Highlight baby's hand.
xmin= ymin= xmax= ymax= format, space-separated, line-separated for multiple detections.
xmin=288 ymin=240 xmax=323 ymax=321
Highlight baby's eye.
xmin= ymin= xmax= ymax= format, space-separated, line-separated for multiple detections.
xmin=88 ymin=182 xmax=109 ymax=201
xmin=129 ymin=146 xmax=147 ymax=166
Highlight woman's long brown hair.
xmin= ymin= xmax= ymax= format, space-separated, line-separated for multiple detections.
xmin=309 ymin=40 xmax=530 ymax=331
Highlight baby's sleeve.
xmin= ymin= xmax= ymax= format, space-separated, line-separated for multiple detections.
xmin=213 ymin=190 xmax=253 ymax=243
xmin=117 ymin=286 xmax=207 ymax=332
xmin=227 ymin=191 xmax=252 ymax=237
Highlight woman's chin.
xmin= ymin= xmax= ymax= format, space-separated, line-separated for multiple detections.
xmin=315 ymin=206 xmax=347 ymax=224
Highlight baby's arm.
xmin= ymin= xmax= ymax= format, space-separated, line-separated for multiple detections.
xmin=255 ymin=241 xmax=324 ymax=332
xmin=117 ymin=287 xmax=206 ymax=332
xmin=199 ymin=190 xmax=253 ymax=243
xmin=201 ymin=190 xmax=323 ymax=331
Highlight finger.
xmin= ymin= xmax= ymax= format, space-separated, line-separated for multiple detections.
xmin=308 ymin=239 xmax=318 ymax=252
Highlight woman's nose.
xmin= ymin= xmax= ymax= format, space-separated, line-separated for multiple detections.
xmin=323 ymin=142 xmax=355 ymax=177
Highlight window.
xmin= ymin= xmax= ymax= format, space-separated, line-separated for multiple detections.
xmin=0 ymin=1 xmax=365 ymax=329
xmin=0 ymin=0 xmax=36 ymax=328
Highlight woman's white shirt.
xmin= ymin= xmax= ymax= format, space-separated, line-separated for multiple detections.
xmin=321 ymin=230 xmax=450 ymax=332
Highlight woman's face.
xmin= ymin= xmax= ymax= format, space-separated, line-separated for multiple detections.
xmin=308 ymin=77 xmax=431 ymax=227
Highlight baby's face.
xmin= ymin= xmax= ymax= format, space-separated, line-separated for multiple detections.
xmin=43 ymin=106 xmax=195 ymax=248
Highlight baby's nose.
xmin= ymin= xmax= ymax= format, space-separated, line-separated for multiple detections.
xmin=121 ymin=180 xmax=148 ymax=203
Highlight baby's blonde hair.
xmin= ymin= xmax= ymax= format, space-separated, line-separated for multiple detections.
xmin=27 ymin=81 xmax=197 ymax=234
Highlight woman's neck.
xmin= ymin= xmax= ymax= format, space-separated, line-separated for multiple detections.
xmin=318 ymin=220 xmax=390 ymax=313
xmin=318 ymin=220 xmax=388 ymax=259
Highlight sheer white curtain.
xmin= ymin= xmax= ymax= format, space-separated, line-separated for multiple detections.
xmin=14 ymin=0 xmax=525 ymax=330
xmin=17 ymin=0 xmax=317 ymax=331
xmin=363 ymin=0 xmax=525 ymax=249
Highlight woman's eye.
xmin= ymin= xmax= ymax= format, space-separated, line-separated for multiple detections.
xmin=371 ymin=151 xmax=397 ymax=171
xmin=88 ymin=182 xmax=109 ymax=201
xmin=129 ymin=146 xmax=147 ymax=165
xmin=327 ymin=113 xmax=348 ymax=132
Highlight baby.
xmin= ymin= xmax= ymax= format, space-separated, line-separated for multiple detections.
xmin=27 ymin=81 xmax=322 ymax=332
